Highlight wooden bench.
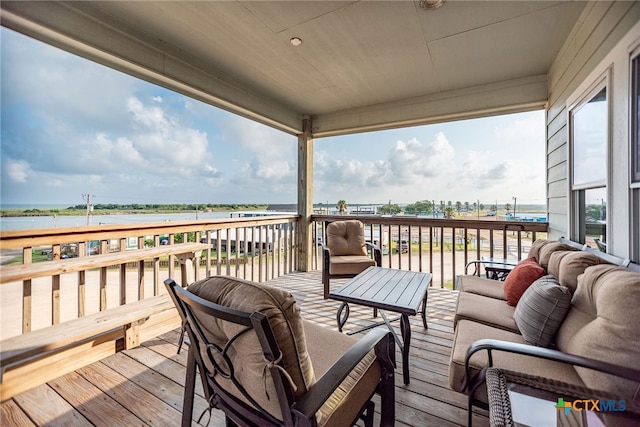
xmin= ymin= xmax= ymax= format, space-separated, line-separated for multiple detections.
xmin=0 ymin=294 xmax=178 ymax=399
xmin=0 ymin=242 xmax=211 ymax=400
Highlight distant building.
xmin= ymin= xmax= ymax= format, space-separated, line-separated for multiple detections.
xmin=266 ymin=204 xmax=297 ymax=212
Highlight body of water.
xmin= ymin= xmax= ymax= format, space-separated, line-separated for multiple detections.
xmin=0 ymin=211 xmax=234 ymax=232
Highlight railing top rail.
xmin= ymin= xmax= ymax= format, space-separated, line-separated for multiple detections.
xmin=0 ymin=215 xmax=300 ymax=250
xmin=310 ymin=214 xmax=548 ymax=231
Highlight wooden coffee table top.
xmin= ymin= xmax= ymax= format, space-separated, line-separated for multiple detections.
xmin=329 ymin=266 xmax=432 ymax=315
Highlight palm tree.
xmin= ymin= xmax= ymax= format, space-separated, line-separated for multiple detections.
xmin=337 ymin=200 xmax=347 ymax=214
xmin=445 ymin=207 xmax=456 ymax=218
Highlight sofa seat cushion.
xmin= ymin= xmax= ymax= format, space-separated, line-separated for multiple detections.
xmin=556 ymin=264 xmax=640 ymax=403
xmin=503 ymin=257 xmax=546 ymax=306
xmin=449 ymin=319 xmax=585 ymax=404
xmin=454 ymin=292 xmax=518 ymax=333
xmin=329 ymin=255 xmax=375 ymax=275
xmin=547 ymin=251 xmax=606 ymax=293
xmin=458 ymin=275 xmax=506 ymax=300
xmin=187 ymin=276 xmax=315 ymax=420
xmin=304 ymin=321 xmax=381 ymax=427
xmin=513 ymin=275 xmax=572 ymax=347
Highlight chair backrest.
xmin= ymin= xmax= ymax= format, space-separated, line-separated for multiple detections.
xmin=164 ymin=276 xmax=316 ymax=426
xmin=326 ymin=220 xmax=368 ymax=256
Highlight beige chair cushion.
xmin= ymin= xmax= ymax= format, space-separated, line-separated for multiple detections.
xmin=449 ymin=319 xmax=585 ymax=404
xmin=187 ymin=276 xmax=315 ymax=420
xmin=327 ymin=220 xmax=368 ymax=256
xmin=304 ymin=321 xmax=381 ymax=427
xmin=547 ymin=250 xmax=606 ymax=293
xmin=329 ymin=255 xmax=375 ymax=275
xmin=556 ymin=265 xmax=640 ymax=402
xmin=537 ymin=242 xmax=578 ymax=269
xmin=528 ymin=239 xmax=553 ymax=260
xmin=454 ymin=292 xmax=518 ymax=333
xmin=457 ymin=275 xmax=506 ymax=300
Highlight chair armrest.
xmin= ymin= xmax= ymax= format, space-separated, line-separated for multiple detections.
xmin=365 ymin=242 xmax=382 ymax=266
xmin=322 ymin=245 xmax=330 ymax=269
xmin=464 ymin=338 xmax=640 ymax=393
xmin=291 ymin=327 xmax=395 ymax=421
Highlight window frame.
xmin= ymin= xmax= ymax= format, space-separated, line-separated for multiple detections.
xmin=630 ymin=46 xmax=640 ymax=262
xmin=568 ymin=73 xmax=610 ymax=246
xmin=631 ymin=47 xmax=640 ymax=186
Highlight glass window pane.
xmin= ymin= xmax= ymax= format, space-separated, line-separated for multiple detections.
xmin=572 ymin=88 xmax=607 ymax=187
xmin=581 ymin=187 xmax=607 ymax=250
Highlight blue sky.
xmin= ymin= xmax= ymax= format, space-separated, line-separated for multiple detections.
xmin=1 ymin=27 xmax=545 ymax=208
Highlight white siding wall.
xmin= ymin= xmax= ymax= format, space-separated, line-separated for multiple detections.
xmin=546 ymin=1 xmax=640 ymax=259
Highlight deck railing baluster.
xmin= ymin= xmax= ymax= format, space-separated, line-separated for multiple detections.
xmin=310 ymin=215 xmax=547 ymax=290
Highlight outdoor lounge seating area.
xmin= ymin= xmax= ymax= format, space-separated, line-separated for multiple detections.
xmin=451 ymin=239 xmax=640 ymax=426
xmin=2 ymin=235 xmax=640 ymax=426
xmin=2 ymin=1 xmax=640 ymax=426
xmin=0 ymin=271 xmax=489 ymax=426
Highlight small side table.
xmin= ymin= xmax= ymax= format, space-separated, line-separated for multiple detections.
xmin=465 ymin=257 xmax=519 ymax=281
xmin=485 ymin=368 xmax=638 ymax=427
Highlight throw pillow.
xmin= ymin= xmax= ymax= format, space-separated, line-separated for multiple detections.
xmin=503 ymin=257 xmax=546 ymax=306
xmin=513 ymin=275 xmax=572 ymax=347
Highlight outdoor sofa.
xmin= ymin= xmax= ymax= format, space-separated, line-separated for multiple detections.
xmin=449 ymin=239 xmax=640 ymax=425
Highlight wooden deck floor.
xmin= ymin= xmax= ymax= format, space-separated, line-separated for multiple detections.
xmin=0 ymin=271 xmax=489 ymax=427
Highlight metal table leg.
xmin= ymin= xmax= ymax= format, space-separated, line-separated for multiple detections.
xmin=336 ymin=301 xmax=350 ymax=333
xmin=400 ymin=314 xmax=411 ymax=385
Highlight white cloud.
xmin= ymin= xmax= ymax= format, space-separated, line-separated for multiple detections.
xmin=0 ymin=28 xmax=546 ymax=206
xmin=4 ymin=159 xmax=31 ymax=182
xmin=314 ymin=132 xmax=456 ymax=201
xmin=223 ymin=115 xmax=297 ymax=184
xmin=388 ymin=133 xmax=455 ymax=183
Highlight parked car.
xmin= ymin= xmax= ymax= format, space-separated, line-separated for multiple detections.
xmin=399 ymin=239 xmax=408 ymax=253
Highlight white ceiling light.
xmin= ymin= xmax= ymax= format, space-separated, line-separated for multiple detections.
xmin=419 ymin=0 xmax=445 ymax=10
xmin=290 ymin=37 xmax=303 ymax=47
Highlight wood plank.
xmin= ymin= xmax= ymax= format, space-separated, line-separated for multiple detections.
xmin=48 ymin=371 xmax=146 ymax=427
xmin=0 ymin=399 xmax=35 ymax=427
xmin=76 ymin=362 xmax=181 ymax=427
xmin=100 ymin=352 xmax=222 ymax=425
xmin=0 ymin=295 xmax=173 ymax=366
xmin=12 ymin=383 xmax=92 ymax=426
xmin=0 ymin=330 xmax=121 ymax=400
xmin=121 ymin=345 xmax=189 ymax=388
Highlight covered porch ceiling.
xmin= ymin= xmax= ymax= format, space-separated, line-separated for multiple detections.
xmin=0 ymin=1 xmax=586 ymax=137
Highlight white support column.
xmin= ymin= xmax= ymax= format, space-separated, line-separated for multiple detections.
xmin=297 ymin=118 xmax=313 ymax=271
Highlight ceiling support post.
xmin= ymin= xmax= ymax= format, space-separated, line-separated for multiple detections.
xmin=297 ymin=117 xmax=313 ymax=272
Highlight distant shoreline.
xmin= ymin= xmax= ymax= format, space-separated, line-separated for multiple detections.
xmin=0 ymin=203 xmax=269 ymax=218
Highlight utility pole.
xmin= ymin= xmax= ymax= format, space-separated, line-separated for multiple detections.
xmin=82 ymin=193 xmax=95 ymax=226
